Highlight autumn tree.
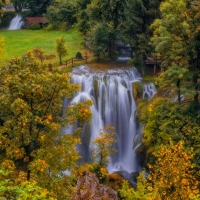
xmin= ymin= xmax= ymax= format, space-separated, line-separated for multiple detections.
xmin=32 ymin=48 xmax=55 ymax=63
xmin=91 ymin=126 xmax=117 ymax=182
xmin=148 ymin=142 xmax=199 ymax=200
xmin=56 ymin=36 xmax=67 ymax=65
xmin=119 ymin=142 xmax=199 ymax=199
xmin=0 ymin=37 xmax=5 ymax=61
xmin=0 ymin=52 xmax=92 ymax=199
xmin=0 ymin=160 xmax=56 ymax=199
xmin=91 ymin=126 xmax=117 ymax=168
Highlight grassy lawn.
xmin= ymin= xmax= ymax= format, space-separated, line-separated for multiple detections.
xmin=0 ymin=28 xmax=84 ymax=65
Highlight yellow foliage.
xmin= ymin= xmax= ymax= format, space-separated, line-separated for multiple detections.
xmin=0 ymin=38 xmax=5 ymax=61
xmin=148 ymin=142 xmax=199 ymax=200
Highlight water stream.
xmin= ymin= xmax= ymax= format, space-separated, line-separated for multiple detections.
xmin=64 ymin=65 xmax=156 ymax=175
xmin=8 ymin=14 xmax=24 ymax=30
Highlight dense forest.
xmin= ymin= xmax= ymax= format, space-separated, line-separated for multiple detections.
xmin=0 ymin=0 xmax=200 ymax=199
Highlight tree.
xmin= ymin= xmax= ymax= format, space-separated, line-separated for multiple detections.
xmin=27 ymin=0 xmax=51 ymax=16
xmin=87 ymin=22 xmax=110 ymax=60
xmin=91 ymin=125 xmax=117 ymax=183
xmin=91 ymin=125 xmax=117 ymax=168
xmin=187 ymin=0 xmax=200 ymax=101
xmin=75 ymin=0 xmax=91 ymax=34
xmin=56 ymin=36 xmax=67 ymax=65
xmin=121 ymin=0 xmax=164 ymax=55
xmin=85 ymin=0 xmax=125 ymax=58
xmin=32 ymin=48 xmax=55 ymax=63
xmin=0 ymin=0 xmax=4 ymax=22
xmin=151 ymin=0 xmax=191 ymax=70
xmin=119 ymin=143 xmax=199 ymax=199
xmin=150 ymin=0 xmax=194 ymax=102
xmin=45 ymin=0 xmax=77 ymax=28
xmin=148 ymin=142 xmax=199 ymax=200
xmin=0 ymin=160 xmax=56 ymax=199
xmin=11 ymin=0 xmax=28 ymax=12
xmin=0 ymin=52 xmax=92 ymax=198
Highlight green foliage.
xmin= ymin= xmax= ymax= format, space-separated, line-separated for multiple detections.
xmin=133 ymin=81 xmax=143 ymax=100
xmin=119 ymin=171 xmax=152 ymax=200
xmin=84 ymin=0 xmax=125 ymax=59
xmin=30 ymin=23 xmax=41 ymax=30
xmin=11 ymin=0 xmax=28 ymax=12
xmin=0 ymin=160 xmax=56 ymax=200
xmin=45 ymin=0 xmax=77 ymax=28
xmin=75 ymin=0 xmax=91 ymax=34
xmin=0 ymin=52 xmax=92 ymax=199
xmin=151 ymin=0 xmax=191 ymax=70
xmin=87 ymin=22 xmax=110 ymax=59
xmin=75 ymin=51 xmax=83 ymax=59
xmin=0 ymin=12 xmax=15 ymax=28
xmin=26 ymin=0 xmax=51 ymax=16
xmin=56 ymin=36 xmax=67 ymax=65
xmin=43 ymin=23 xmax=53 ymax=31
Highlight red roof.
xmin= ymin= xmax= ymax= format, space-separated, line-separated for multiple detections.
xmin=26 ymin=17 xmax=47 ymax=24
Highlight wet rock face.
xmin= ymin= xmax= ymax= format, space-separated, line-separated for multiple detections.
xmin=72 ymin=171 xmax=118 ymax=200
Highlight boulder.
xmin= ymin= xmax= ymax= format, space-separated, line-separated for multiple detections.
xmin=73 ymin=171 xmax=118 ymax=200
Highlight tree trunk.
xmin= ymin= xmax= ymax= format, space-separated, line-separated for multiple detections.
xmin=27 ymin=169 xmax=31 ymax=181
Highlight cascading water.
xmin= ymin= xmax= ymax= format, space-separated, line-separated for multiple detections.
xmin=8 ymin=14 xmax=24 ymax=30
xmin=64 ymin=65 xmax=156 ymax=176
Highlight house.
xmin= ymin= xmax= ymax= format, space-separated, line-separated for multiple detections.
xmin=25 ymin=17 xmax=48 ymax=28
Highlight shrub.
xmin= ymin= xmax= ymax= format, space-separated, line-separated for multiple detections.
xmin=43 ymin=23 xmax=53 ymax=31
xmin=30 ymin=23 xmax=41 ymax=30
xmin=75 ymin=52 xmax=83 ymax=59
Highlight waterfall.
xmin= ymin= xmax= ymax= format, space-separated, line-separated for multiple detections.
xmin=64 ymin=65 xmax=156 ymax=174
xmin=8 ymin=15 xmax=24 ymax=30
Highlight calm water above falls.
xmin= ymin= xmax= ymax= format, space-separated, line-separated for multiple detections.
xmin=64 ymin=64 xmax=156 ymax=174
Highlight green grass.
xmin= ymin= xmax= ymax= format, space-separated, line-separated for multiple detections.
xmin=0 ymin=28 xmax=84 ymax=65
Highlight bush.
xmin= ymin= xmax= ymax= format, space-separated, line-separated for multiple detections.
xmin=30 ymin=23 xmax=41 ymax=30
xmin=75 ymin=52 xmax=83 ymax=59
xmin=43 ymin=23 xmax=53 ymax=31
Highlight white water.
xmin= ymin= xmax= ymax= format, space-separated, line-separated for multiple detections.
xmin=64 ymin=65 xmax=156 ymax=174
xmin=8 ymin=15 xmax=24 ymax=30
